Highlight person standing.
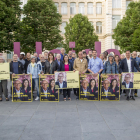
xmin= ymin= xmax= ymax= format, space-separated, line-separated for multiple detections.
xmin=27 ymin=56 xmax=40 ymax=101
xmin=103 ymin=51 xmax=108 ymax=62
xmin=34 ymin=52 xmax=40 ymax=62
xmin=68 ymin=50 xmax=75 ymax=66
xmin=72 ymin=52 xmax=77 ymax=59
xmin=24 ymin=53 xmax=31 ymax=74
xmin=73 ymin=51 xmax=88 ymax=100
xmin=114 ymin=55 xmax=121 ymax=74
xmin=60 ymin=48 xmax=66 ymax=61
xmin=60 ymin=55 xmax=73 ymax=101
xmin=56 ymin=54 xmax=62 ymax=67
xmin=37 ymin=54 xmax=46 ymax=74
xmin=102 ymin=54 xmax=118 ymax=74
xmin=88 ymin=50 xmax=93 ymax=59
xmin=120 ymin=50 xmax=140 ymax=101
xmin=44 ymin=51 xmax=48 ymax=61
xmin=0 ymin=56 xmax=9 ymax=101
xmin=19 ymin=52 xmax=25 ymax=66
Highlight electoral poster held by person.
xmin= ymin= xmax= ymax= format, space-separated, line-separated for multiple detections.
xmin=40 ymin=74 xmax=59 ymax=102
xmin=12 ymin=74 xmax=32 ymax=102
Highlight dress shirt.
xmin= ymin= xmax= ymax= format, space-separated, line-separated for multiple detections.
xmin=126 ymin=83 xmax=130 ymax=88
xmin=83 ymin=88 xmax=87 ymax=97
xmin=127 ymin=58 xmax=131 ymax=72
xmin=59 ymin=82 xmax=63 ymax=88
xmin=16 ymin=89 xmax=20 ymax=98
xmin=104 ymin=88 xmax=108 ymax=97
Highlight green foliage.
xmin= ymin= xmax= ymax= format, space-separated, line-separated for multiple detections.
xmin=112 ymin=1 xmax=140 ymax=52
xmin=64 ymin=14 xmax=98 ymax=54
xmin=0 ymin=0 xmax=21 ymax=53
xmin=15 ymin=0 xmax=63 ymax=53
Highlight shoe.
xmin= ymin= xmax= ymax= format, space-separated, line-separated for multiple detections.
xmin=6 ymin=98 xmax=9 ymax=101
xmin=35 ymin=96 xmax=39 ymax=101
xmin=130 ymin=96 xmax=132 ymax=99
xmin=131 ymin=96 xmax=135 ymax=100
xmin=76 ymin=96 xmax=79 ymax=100
xmin=126 ymin=96 xmax=129 ymax=101
xmin=134 ymin=93 xmax=138 ymax=97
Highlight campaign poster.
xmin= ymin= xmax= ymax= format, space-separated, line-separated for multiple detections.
xmin=0 ymin=63 xmax=10 ymax=80
xmin=100 ymin=74 xmax=120 ymax=101
xmin=121 ymin=72 xmax=140 ymax=89
xmin=55 ymin=71 xmax=79 ymax=89
xmin=79 ymin=74 xmax=99 ymax=101
xmin=40 ymin=74 xmax=59 ymax=102
xmin=12 ymin=74 xmax=32 ymax=102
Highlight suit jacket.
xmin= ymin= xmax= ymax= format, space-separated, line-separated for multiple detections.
xmin=22 ymin=87 xmax=31 ymax=100
xmin=80 ymin=87 xmax=91 ymax=100
xmin=89 ymin=87 xmax=98 ymax=100
xmin=120 ymin=58 xmax=140 ymax=73
xmin=111 ymin=86 xmax=119 ymax=99
xmin=55 ymin=81 xmax=67 ymax=88
xmin=59 ymin=62 xmax=73 ymax=71
xmin=122 ymin=82 xmax=133 ymax=88
xmin=41 ymin=87 xmax=52 ymax=101
xmin=49 ymin=88 xmax=58 ymax=101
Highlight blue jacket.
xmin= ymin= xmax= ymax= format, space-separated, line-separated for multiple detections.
xmin=133 ymin=57 xmax=140 ymax=72
xmin=60 ymin=53 xmax=67 ymax=61
xmin=27 ymin=63 xmax=40 ymax=78
xmin=102 ymin=61 xmax=118 ymax=74
xmin=59 ymin=62 xmax=73 ymax=71
xmin=120 ymin=58 xmax=140 ymax=73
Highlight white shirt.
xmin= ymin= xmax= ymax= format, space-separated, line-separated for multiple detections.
xmin=80 ymin=59 xmax=83 ymax=62
xmin=126 ymin=83 xmax=130 ymax=88
xmin=16 ymin=89 xmax=20 ymax=98
xmin=127 ymin=58 xmax=131 ymax=72
xmin=43 ymin=89 xmax=48 ymax=97
xmin=83 ymin=88 xmax=87 ymax=97
xmin=104 ymin=88 xmax=108 ymax=97
xmin=59 ymin=82 xmax=63 ymax=88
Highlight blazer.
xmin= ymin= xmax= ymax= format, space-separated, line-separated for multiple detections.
xmin=55 ymin=81 xmax=67 ymax=88
xmin=44 ymin=60 xmax=59 ymax=74
xmin=22 ymin=87 xmax=31 ymax=100
xmin=49 ymin=88 xmax=58 ymax=100
xmin=120 ymin=58 xmax=140 ymax=73
xmin=59 ymin=62 xmax=73 ymax=71
xmin=80 ymin=87 xmax=91 ymax=100
xmin=89 ymin=87 xmax=98 ymax=99
xmin=111 ymin=86 xmax=119 ymax=99
xmin=122 ymin=82 xmax=133 ymax=88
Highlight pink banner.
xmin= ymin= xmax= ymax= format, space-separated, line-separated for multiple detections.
xmin=14 ymin=42 xmax=20 ymax=57
xmin=36 ymin=42 xmax=42 ymax=57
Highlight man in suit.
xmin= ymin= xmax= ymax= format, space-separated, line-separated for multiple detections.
xmin=101 ymin=79 xmax=114 ymax=100
xmin=120 ymin=50 xmax=140 ymax=101
xmin=55 ymin=73 xmax=67 ymax=88
xmin=122 ymin=74 xmax=133 ymax=88
xmin=80 ymin=79 xmax=90 ymax=99
xmin=41 ymin=79 xmax=51 ymax=101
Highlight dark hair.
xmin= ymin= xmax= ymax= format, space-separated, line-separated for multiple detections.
xmin=92 ymin=50 xmax=97 ymax=53
xmin=110 ymin=79 xmax=118 ymax=89
xmin=49 ymin=79 xmax=55 ymax=89
xmin=115 ymin=55 xmax=120 ymax=61
xmin=63 ymin=54 xmax=69 ymax=64
xmin=89 ymin=79 xmax=96 ymax=91
xmin=104 ymin=51 xmax=108 ymax=55
xmin=83 ymin=51 xmax=87 ymax=55
xmin=48 ymin=52 xmax=55 ymax=61
xmin=126 ymin=50 xmax=130 ymax=53
xmin=22 ymin=79 xmax=30 ymax=88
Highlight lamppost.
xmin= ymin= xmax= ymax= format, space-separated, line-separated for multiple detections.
xmin=106 ymin=13 xmax=114 ymax=49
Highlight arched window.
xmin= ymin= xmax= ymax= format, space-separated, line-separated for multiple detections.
xmin=96 ymin=22 xmax=102 ymax=34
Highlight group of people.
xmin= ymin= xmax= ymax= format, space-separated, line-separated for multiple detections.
xmin=0 ymin=48 xmax=140 ymax=101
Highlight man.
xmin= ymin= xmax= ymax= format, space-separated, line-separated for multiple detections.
xmin=41 ymin=80 xmax=50 ymax=100
xmin=88 ymin=50 xmax=93 ymax=59
xmin=73 ymin=51 xmax=88 ymax=99
xmin=34 ymin=52 xmax=40 ymax=62
xmin=68 ymin=50 xmax=74 ymax=66
xmin=72 ymin=52 xmax=76 ymax=59
xmin=37 ymin=54 xmax=45 ymax=73
xmin=55 ymin=73 xmax=67 ymax=88
xmin=56 ymin=54 xmax=61 ymax=67
xmin=120 ymin=54 xmax=125 ymax=60
xmin=80 ymin=79 xmax=90 ymax=99
xmin=132 ymin=51 xmax=140 ymax=97
xmin=101 ymin=79 xmax=113 ymax=100
xmin=122 ymin=74 xmax=133 ymax=88
xmin=24 ymin=53 xmax=31 ymax=74
xmin=88 ymin=50 xmax=103 ymax=76
xmin=82 ymin=50 xmax=85 ymax=53
xmin=19 ymin=52 xmax=25 ymax=66
xmin=44 ymin=51 xmax=48 ymax=61
xmin=120 ymin=50 xmax=140 ymax=101
xmin=60 ymin=48 xmax=66 ymax=61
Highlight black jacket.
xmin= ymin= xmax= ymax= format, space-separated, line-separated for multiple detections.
xmin=44 ymin=60 xmax=59 ymax=74
xmin=120 ymin=58 xmax=140 ymax=73
xmin=10 ymin=61 xmax=24 ymax=74
xmin=24 ymin=59 xmax=31 ymax=74
xmin=59 ymin=62 xmax=73 ymax=71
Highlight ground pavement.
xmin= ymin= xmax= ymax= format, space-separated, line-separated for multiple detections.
xmin=0 ymin=91 xmax=140 ymax=140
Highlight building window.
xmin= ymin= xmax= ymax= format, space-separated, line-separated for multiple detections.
xmin=87 ymin=3 xmax=93 ymax=15
xmin=112 ymin=0 xmax=121 ymax=8
xmin=7 ymin=52 xmax=13 ymax=59
xmin=96 ymin=22 xmax=102 ymax=34
xmin=112 ymin=15 xmax=121 ymax=29
xmin=61 ymin=22 xmax=66 ymax=34
xmin=70 ymin=3 xmax=76 ymax=15
xmin=96 ymin=3 xmax=102 ymax=14
xmin=126 ymin=1 xmax=131 ymax=9
xmin=79 ymin=3 xmax=85 ymax=14
xmin=90 ymin=21 xmax=93 ymax=26
xmin=61 ymin=3 xmax=67 ymax=15
xmin=55 ymin=3 xmax=59 ymax=13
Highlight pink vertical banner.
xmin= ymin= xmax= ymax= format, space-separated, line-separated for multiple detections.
xmin=69 ymin=42 xmax=75 ymax=52
xmin=95 ymin=41 xmax=101 ymax=57
xmin=14 ymin=42 xmax=20 ymax=57
xmin=36 ymin=42 xmax=42 ymax=57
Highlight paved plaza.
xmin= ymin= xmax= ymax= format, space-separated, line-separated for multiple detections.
xmin=0 ymin=90 xmax=140 ymax=140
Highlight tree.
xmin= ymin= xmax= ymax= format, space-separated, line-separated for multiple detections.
xmin=112 ymin=1 xmax=140 ymax=52
xmin=14 ymin=0 xmax=63 ymax=53
xmin=0 ymin=0 xmax=21 ymax=53
xmin=64 ymin=14 xmax=98 ymax=54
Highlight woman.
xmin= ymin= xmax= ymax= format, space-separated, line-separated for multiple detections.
xmin=110 ymin=79 xmax=119 ymax=99
xmin=60 ymin=54 xmax=73 ymax=101
xmin=102 ymin=54 xmax=118 ymax=74
xmin=44 ymin=52 xmax=59 ymax=74
xmin=49 ymin=79 xmax=58 ymax=101
xmin=115 ymin=55 xmax=121 ymax=74
xmin=27 ymin=56 xmax=40 ymax=101
xmin=22 ymin=79 xmax=31 ymax=101
xmin=89 ymin=79 xmax=98 ymax=100
xmin=83 ymin=51 xmax=89 ymax=73
xmin=0 ymin=56 xmax=9 ymax=101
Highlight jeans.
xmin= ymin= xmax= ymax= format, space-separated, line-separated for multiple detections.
xmin=32 ymin=78 xmax=39 ymax=97
xmin=0 ymin=80 xmax=8 ymax=98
